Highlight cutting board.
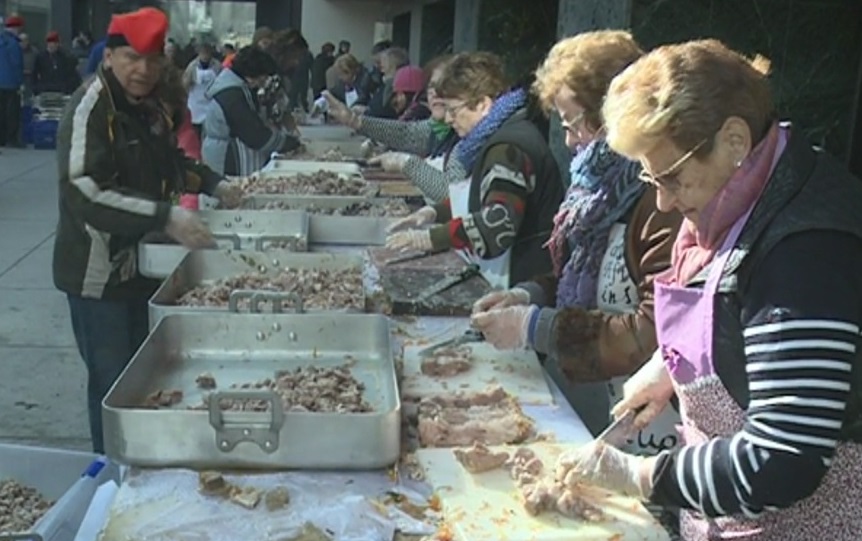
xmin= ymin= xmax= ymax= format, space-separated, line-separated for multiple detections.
xmin=401 ymin=342 xmax=554 ymax=405
xmin=417 ymin=443 xmax=669 ymax=541
xmin=381 ymin=268 xmax=492 ymax=316
xmin=369 ymin=247 xmax=467 ymax=271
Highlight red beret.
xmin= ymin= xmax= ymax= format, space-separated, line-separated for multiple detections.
xmin=106 ymin=7 xmax=167 ymax=55
xmin=46 ymin=31 xmax=60 ymax=43
xmin=5 ymin=16 xmax=24 ymax=28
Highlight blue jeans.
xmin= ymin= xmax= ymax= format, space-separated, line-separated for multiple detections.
xmin=67 ymin=294 xmax=150 ymax=453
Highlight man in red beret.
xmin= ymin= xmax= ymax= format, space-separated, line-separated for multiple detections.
xmin=53 ymin=7 xmax=242 ymax=453
xmin=32 ymin=31 xmax=81 ymax=95
xmin=0 ymin=15 xmax=24 ymax=147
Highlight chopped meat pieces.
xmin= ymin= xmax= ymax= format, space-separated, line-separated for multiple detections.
xmin=284 ymin=522 xmax=331 ymax=541
xmin=0 ymin=480 xmax=51 ymax=533
xmin=420 ymin=345 xmax=473 ymax=377
xmin=505 ymin=446 xmax=605 ymax=522
xmin=193 ymin=364 xmax=372 ymax=413
xmin=453 ymin=443 xmax=509 ymax=473
xmin=259 ymin=199 xmax=412 ymax=217
xmin=264 ymin=487 xmax=291 ymax=511
xmin=198 ymin=471 xmax=229 ymax=496
xmin=196 ymin=372 xmax=217 ymax=390
xmin=229 ymin=485 xmax=262 ymax=509
xmin=238 ymin=171 xmax=376 ymax=197
xmin=417 ymin=386 xmax=534 ymax=447
xmin=176 ymin=267 xmax=364 ymax=312
xmin=143 ymin=389 xmax=183 ymax=408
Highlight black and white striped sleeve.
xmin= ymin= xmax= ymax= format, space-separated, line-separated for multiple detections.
xmin=650 ymin=231 xmax=862 ymax=518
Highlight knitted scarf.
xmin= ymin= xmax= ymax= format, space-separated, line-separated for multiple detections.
xmin=548 ymin=139 xmax=645 ymax=308
xmin=453 ymin=88 xmax=527 ymax=171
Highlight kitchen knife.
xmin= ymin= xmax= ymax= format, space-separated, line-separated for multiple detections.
xmin=595 ymin=407 xmax=644 ymax=449
xmin=417 ymin=328 xmax=485 ymax=358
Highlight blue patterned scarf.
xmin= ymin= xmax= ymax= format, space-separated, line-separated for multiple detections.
xmin=453 ymin=88 xmax=528 ymax=171
xmin=547 ymin=139 xmax=645 ymax=309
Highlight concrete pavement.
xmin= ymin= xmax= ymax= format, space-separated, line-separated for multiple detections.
xmin=0 ymin=148 xmax=90 ymax=451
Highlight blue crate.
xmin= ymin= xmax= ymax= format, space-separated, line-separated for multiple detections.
xmin=32 ymin=119 xmax=59 ymax=150
xmin=20 ymin=105 xmax=37 ymax=145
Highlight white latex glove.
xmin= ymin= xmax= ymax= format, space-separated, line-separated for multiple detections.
xmin=386 ymin=229 xmax=432 ymax=253
xmin=555 ymin=441 xmax=651 ymax=500
xmin=610 ymin=351 xmax=675 ymax=429
xmin=165 ymin=207 xmax=217 ymax=249
xmin=321 ymin=90 xmax=358 ymax=127
xmin=387 ymin=205 xmax=436 ymax=233
xmin=213 ymin=181 xmax=243 ymax=209
xmin=367 ymin=151 xmax=412 ymax=173
xmin=471 ymin=305 xmax=536 ymax=350
xmin=472 ymin=287 xmax=531 ymax=314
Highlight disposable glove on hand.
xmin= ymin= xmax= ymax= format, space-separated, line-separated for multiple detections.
xmin=368 ymin=151 xmax=412 ymax=173
xmin=165 ymin=207 xmax=217 ymax=249
xmin=471 ymin=305 xmax=537 ymax=350
xmin=213 ymin=181 xmax=243 ymax=209
xmin=386 ymin=229 xmax=433 ymax=253
xmin=610 ymin=351 xmax=675 ymax=429
xmin=321 ymin=91 xmax=357 ymax=127
xmin=472 ymin=287 xmax=531 ymax=314
xmin=387 ymin=206 xmax=436 ymax=233
xmin=555 ymin=441 xmax=651 ymax=500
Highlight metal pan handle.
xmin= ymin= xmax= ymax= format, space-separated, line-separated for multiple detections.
xmin=228 ymin=289 xmax=261 ymax=312
xmin=212 ymin=232 xmax=242 ymax=250
xmin=207 ymin=390 xmax=285 ymax=454
xmin=250 ymin=291 xmax=305 ymax=314
xmin=253 ymin=234 xmax=307 ymax=252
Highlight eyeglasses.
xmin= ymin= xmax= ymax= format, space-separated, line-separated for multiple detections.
xmin=638 ymin=138 xmax=709 ymax=192
xmin=443 ymin=101 xmax=470 ymax=118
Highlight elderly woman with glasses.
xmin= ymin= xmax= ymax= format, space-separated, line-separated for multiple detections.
xmin=558 ymin=39 xmax=862 ymax=540
xmin=469 ymin=31 xmax=684 ymax=446
xmin=385 ymin=51 xmax=565 ymax=288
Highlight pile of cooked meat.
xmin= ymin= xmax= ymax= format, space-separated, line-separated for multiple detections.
xmin=0 ymin=480 xmax=52 ymax=533
xmin=238 ymin=171 xmax=375 ymax=196
xmin=417 ymin=386 xmax=534 ymax=447
xmin=144 ymin=365 xmax=372 ymax=414
xmin=175 ymin=267 xmax=364 ymax=311
xmin=419 ymin=344 xmax=474 ymax=377
xmin=452 ymin=443 xmax=604 ymax=522
xmin=259 ymin=199 xmax=412 ymax=217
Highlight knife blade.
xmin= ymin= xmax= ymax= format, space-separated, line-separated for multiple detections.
xmin=416 ymin=264 xmax=481 ymax=302
xmin=417 ymin=329 xmax=485 ymax=358
xmin=596 ymin=407 xmax=643 ymax=449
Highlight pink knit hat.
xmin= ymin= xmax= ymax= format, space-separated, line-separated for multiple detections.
xmin=393 ymin=66 xmax=426 ymax=94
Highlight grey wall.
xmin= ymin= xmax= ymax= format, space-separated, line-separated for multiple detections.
xmin=452 ymin=0 xmax=479 ymax=52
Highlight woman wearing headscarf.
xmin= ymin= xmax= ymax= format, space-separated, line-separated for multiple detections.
xmin=322 ymin=54 xmax=459 ymax=203
xmin=559 ymin=39 xmax=862 ymax=540
xmin=385 ymin=52 xmax=565 ymax=288
xmin=202 ymin=46 xmax=300 ymax=176
xmin=390 ymin=65 xmax=430 ymax=121
xmin=470 ymin=31 xmax=683 ymax=442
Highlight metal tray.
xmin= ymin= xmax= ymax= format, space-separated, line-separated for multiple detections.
xmin=242 ymin=195 xmax=405 ymax=246
xmin=250 ymin=169 xmax=380 ymax=198
xmin=138 ymin=210 xmax=310 ymax=279
xmin=102 ymin=312 xmax=400 ymax=470
xmin=148 ymin=250 xmax=365 ymax=329
xmin=262 ymin=159 xmax=362 ymax=176
xmin=300 ymin=139 xmax=369 ymax=159
xmin=297 ymin=124 xmax=357 ymax=140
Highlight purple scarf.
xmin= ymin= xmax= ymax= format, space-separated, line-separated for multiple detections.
xmin=550 ymin=139 xmax=644 ymax=309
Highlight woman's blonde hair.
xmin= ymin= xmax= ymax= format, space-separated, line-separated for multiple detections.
xmin=435 ymin=51 xmax=509 ymax=104
xmin=333 ymin=53 xmax=362 ymax=78
xmin=533 ymin=30 xmax=642 ymax=130
xmin=603 ymin=39 xmax=774 ymax=160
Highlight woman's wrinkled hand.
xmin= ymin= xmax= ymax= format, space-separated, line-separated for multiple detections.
xmin=610 ymin=351 xmax=675 ymax=429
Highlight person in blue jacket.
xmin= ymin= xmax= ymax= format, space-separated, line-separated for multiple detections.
xmin=0 ymin=15 xmax=25 ymax=146
xmin=84 ymin=38 xmax=106 ymax=76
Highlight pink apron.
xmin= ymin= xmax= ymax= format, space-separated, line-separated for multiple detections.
xmin=654 ymin=208 xmax=862 ymax=540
